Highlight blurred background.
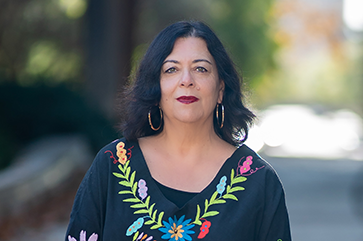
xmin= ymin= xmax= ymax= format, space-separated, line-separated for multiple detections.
xmin=0 ymin=0 xmax=362 ymax=240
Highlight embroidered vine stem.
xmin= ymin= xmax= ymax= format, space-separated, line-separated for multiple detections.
xmin=192 ymin=168 xmax=247 ymax=225
xmin=113 ymin=160 xmax=164 ymax=230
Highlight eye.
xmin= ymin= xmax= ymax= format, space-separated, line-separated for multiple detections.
xmin=165 ymin=67 xmax=177 ymax=73
xmin=196 ymin=66 xmax=207 ymax=73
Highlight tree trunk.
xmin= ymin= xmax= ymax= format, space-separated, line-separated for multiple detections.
xmin=85 ymin=0 xmax=137 ymax=120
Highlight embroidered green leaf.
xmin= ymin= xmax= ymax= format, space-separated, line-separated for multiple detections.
xmin=202 ymin=211 xmax=219 ymax=218
xmin=152 ymin=210 xmax=157 ymax=221
xmin=123 ymin=198 xmax=140 ymax=203
xmin=150 ymin=224 xmax=161 ymax=230
xmin=130 ymin=171 xmax=136 ymax=186
xmin=229 ymin=186 xmax=245 ymax=193
xmin=226 ymin=185 xmax=231 ymax=193
xmin=145 ymin=196 xmax=150 ymax=208
xmin=149 ymin=203 xmax=155 ymax=216
xmin=193 ymin=205 xmax=202 ymax=225
xmin=118 ymin=164 xmax=125 ymax=173
xmin=113 ymin=172 xmax=125 ymax=178
xmin=118 ymin=190 xmax=133 ymax=195
xmin=144 ymin=220 xmax=154 ymax=225
xmin=125 ymin=166 xmax=131 ymax=179
xmin=209 ymin=191 xmax=218 ymax=204
xmin=124 ymin=160 xmax=130 ymax=170
xmin=204 ymin=199 xmax=208 ymax=213
xmin=223 ymin=193 xmax=238 ymax=201
xmin=210 ymin=199 xmax=226 ymax=205
xmin=157 ymin=211 xmax=164 ymax=226
xmin=134 ymin=209 xmax=149 ymax=214
xmin=230 ymin=168 xmax=235 ymax=181
xmin=231 ymin=176 xmax=247 ymax=185
xmin=194 ymin=219 xmax=202 ymax=226
xmin=133 ymin=231 xmax=139 ymax=241
xmin=130 ymin=203 xmax=146 ymax=209
xmin=132 ymin=182 xmax=137 ymax=195
xmin=119 ymin=181 xmax=132 ymax=187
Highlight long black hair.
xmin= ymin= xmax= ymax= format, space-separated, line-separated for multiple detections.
xmin=120 ymin=21 xmax=255 ymax=146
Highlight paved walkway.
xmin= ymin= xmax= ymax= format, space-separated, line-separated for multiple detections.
xmin=267 ymin=156 xmax=363 ymax=241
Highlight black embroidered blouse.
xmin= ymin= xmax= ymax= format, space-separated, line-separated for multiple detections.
xmin=65 ymin=138 xmax=291 ymax=241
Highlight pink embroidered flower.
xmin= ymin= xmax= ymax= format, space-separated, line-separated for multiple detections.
xmin=68 ymin=230 xmax=98 ymax=241
xmin=237 ymin=156 xmax=253 ymax=175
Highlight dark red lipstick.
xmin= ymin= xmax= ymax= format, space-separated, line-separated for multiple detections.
xmin=177 ymin=96 xmax=199 ymax=104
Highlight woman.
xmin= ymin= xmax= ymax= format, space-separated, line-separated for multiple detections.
xmin=66 ymin=21 xmax=291 ymax=241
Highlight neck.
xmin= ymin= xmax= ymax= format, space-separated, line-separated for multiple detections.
xmin=156 ymin=119 xmax=221 ymax=155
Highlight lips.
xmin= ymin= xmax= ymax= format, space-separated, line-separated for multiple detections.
xmin=177 ymin=96 xmax=199 ymax=104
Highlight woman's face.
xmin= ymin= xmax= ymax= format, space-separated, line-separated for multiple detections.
xmin=159 ymin=37 xmax=224 ymax=126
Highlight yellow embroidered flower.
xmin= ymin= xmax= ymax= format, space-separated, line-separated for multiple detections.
xmin=169 ymin=223 xmax=184 ymax=240
xmin=116 ymin=142 xmax=127 ymax=164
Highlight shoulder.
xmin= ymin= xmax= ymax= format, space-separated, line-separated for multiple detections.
xmin=234 ymin=144 xmax=284 ymax=190
xmin=79 ymin=138 xmax=139 ymax=191
xmin=88 ymin=138 xmax=136 ymax=170
xmin=98 ymin=138 xmax=127 ymax=154
xmin=97 ymin=138 xmax=135 ymax=159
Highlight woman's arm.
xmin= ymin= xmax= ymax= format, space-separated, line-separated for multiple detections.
xmin=65 ymin=148 xmax=110 ymax=241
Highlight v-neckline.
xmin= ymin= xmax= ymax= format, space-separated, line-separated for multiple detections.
xmin=130 ymin=139 xmax=246 ymax=209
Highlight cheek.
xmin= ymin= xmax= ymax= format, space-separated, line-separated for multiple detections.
xmin=160 ymin=78 xmax=175 ymax=93
xmin=159 ymin=83 xmax=171 ymax=109
xmin=207 ymin=83 xmax=223 ymax=101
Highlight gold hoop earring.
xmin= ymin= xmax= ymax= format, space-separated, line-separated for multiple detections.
xmin=216 ymin=103 xmax=224 ymax=128
xmin=148 ymin=106 xmax=163 ymax=131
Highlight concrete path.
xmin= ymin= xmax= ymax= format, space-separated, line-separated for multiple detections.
xmin=267 ymin=155 xmax=363 ymax=241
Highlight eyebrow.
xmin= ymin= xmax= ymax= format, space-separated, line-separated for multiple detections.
xmin=193 ymin=59 xmax=212 ymax=65
xmin=162 ymin=59 xmax=213 ymax=65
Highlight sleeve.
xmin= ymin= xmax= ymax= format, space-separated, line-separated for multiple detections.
xmin=65 ymin=148 xmax=110 ymax=241
xmin=257 ymin=165 xmax=292 ymax=241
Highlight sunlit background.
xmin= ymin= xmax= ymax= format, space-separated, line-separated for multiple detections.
xmin=1 ymin=0 xmax=363 ymax=240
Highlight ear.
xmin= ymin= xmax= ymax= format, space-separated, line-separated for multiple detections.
xmin=217 ymin=80 xmax=225 ymax=103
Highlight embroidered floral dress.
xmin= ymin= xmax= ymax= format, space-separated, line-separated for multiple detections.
xmin=66 ymin=138 xmax=291 ymax=241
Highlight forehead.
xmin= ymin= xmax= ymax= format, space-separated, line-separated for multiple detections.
xmin=166 ymin=37 xmax=213 ymax=61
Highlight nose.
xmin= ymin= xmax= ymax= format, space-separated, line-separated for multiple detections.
xmin=180 ymin=70 xmax=194 ymax=87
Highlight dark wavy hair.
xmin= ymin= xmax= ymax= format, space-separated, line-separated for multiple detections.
xmin=120 ymin=21 xmax=255 ymax=147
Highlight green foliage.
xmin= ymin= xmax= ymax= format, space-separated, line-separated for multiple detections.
xmin=0 ymin=82 xmax=118 ymax=170
xmin=206 ymin=0 xmax=278 ymax=84
xmin=0 ymin=0 xmax=85 ymax=85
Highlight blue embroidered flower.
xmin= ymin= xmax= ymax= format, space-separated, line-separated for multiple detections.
xmin=126 ymin=217 xmax=144 ymax=236
xmin=216 ymin=176 xmax=227 ymax=195
xmin=159 ymin=215 xmax=195 ymax=241
xmin=138 ymin=179 xmax=148 ymax=200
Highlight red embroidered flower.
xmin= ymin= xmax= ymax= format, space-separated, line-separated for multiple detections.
xmin=197 ymin=219 xmax=211 ymax=239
